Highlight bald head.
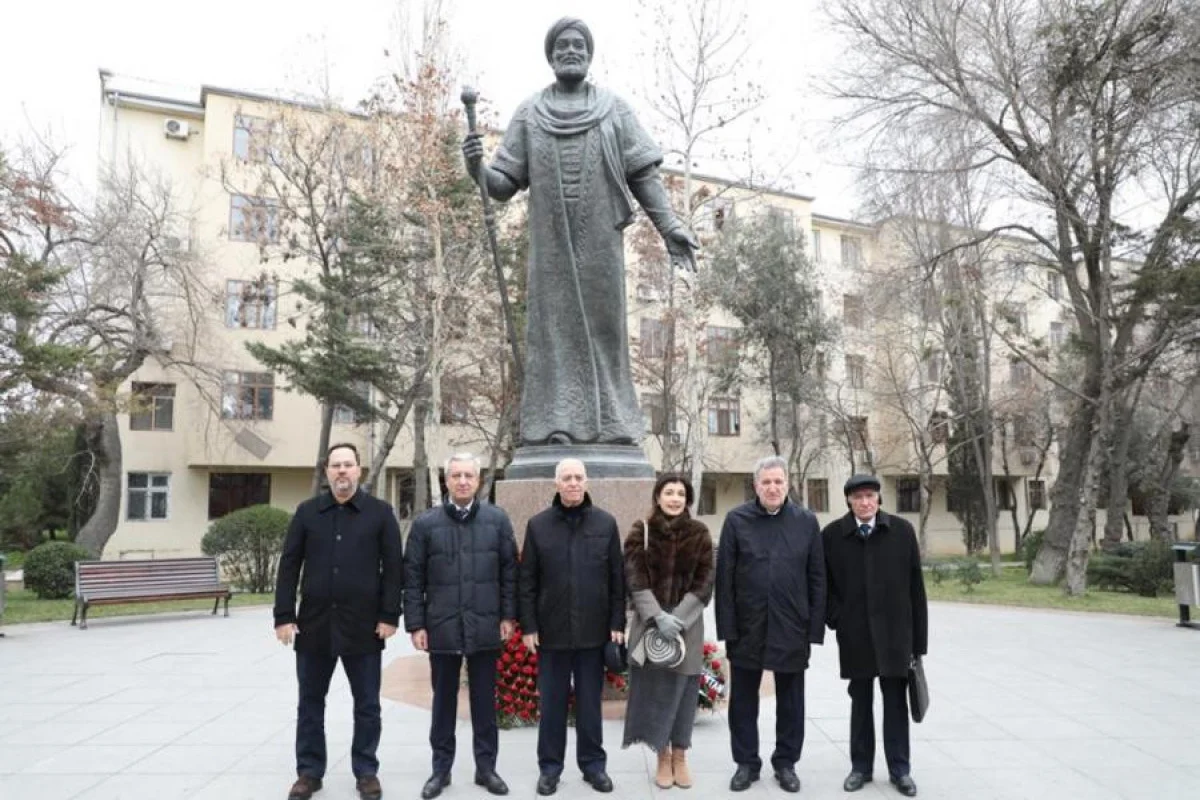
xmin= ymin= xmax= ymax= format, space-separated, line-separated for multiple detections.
xmin=555 ymin=458 xmax=588 ymax=507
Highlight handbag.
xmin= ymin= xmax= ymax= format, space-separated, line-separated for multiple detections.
xmin=628 ymin=519 xmax=687 ymax=670
xmin=907 ymin=656 xmax=930 ymax=723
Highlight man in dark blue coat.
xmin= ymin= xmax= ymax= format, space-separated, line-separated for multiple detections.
xmin=274 ymin=443 xmax=404 ymax=800
xmin=822 ymin=475 xmax=927 ymax=798
xmin=715 ymin=455 xmax=825 ymax=794
xmin=405 ymin=453 xmax=518 ymax=799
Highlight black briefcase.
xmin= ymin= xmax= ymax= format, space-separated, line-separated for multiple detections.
xmin=908 ymin=657 xmax=930 ymax=723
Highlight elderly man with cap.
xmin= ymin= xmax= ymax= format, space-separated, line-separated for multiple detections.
xmin=821 ymin=475 xmax=928 ymax=797
xmin=462 ymin=16 xmax=697 ymax=449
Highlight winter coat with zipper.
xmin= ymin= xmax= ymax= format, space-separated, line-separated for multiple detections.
xmin=519 ymin=493 xmax=625 ymax=650
xmin=715 ymin=498 xmax=826 ymax=672
xmin=403 ymin=501 xmax=518 ymax=655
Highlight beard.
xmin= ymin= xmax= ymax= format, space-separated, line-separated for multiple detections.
xmin=553 ymin=60 xmax=589 ymax=82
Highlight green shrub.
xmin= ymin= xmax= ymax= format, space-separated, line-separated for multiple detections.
xmin=1021 ymin=529 xmax=1045 ymax=574
xmin=23 ymin=541 xmax=93 ymax=599
xmin=956 ymin=559 xmax=984 ymax=592
xmin=201 ymin=504 xmax=290 ymax=593
xmin=929 ymin=562 xmax=952 ymax=586
xmin=1086 ymin=539 xmax=1173 ymax=597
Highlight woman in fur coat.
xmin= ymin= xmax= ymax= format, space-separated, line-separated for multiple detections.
xmin=622 ymin=474 xmax=715 ymax=789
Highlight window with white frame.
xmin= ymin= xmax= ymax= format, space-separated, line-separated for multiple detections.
xmin=708 ymin=397 xmax=741 ymax=436
xmin=232 ymin=114 xmax=277 ymax=163
xmin=843 ymin=293 xmax=865 ymax=328
xmin=127 ymin=472 xmax=170 ymax=520
xmin=225 ymin=279 xmax=277 ymax=329
xmin=221 ymin=371 xmax=275 ymax=420
xmin=640 ymin=317 xmax=669 ymax=359
xmin=130 ymin=383 xmax=175 ymax=431
xmin=840 ymin=235 xmax=863 ymax=268
xmin=229 ymin=195 xmax=280 ymax=243
xmin=845 ymin=354 xmax=866 ymax=389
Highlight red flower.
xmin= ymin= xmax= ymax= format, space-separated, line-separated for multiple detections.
xmin=707 ymin=689 xmax=718 ymax=700
xmin=503 ymin=693 xmax=514 ymax=704
xmin=502 ymin=653 xmax=513 ymax=664
xmin=519 ymin=710 xmax=531 ymax=720
xmin=710 ymin=659 xmax=722 ymax=670
xmin=522 ymin=666 xmax=534 ymax=675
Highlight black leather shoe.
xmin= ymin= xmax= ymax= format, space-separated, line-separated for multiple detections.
xmin=774 ymin=766 xmax=801 ymax=793
xmin=475 ymin=770 xmax=509 ymax=796
xmin=844 ymin=771 xmax=873 ymax=791
xmin=729 ymin=765 xmax=760 ymax=792
xmin=890 ymin=774 xmax=918 ymax=797
xmin=536 ymin=774 xmax=559 ymax=796
xmin=582 ymin=770 xmax=614 ymax=792
xmin=420 ymin=772 xmax=451 ymax=799
xmin=288 ymin=776 xmax=323 ymax=800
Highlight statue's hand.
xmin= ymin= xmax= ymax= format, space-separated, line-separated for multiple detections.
xmin=665 ymin=226 xmax=700 ymax=272
xmin=462 ymin=133 xmax=484 ymax=181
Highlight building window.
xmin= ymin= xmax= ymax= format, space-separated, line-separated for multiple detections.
xmin=814 ymin=351 xmax=828 ymax=383
xmin=1049 ymin=321 xmax=1066 ymax=348
xmin=996 ymin=302 xmax=1028 ymax=335
xmin=1009 ymin=361 xmax=1032 ymax=386
xmin=640 ymin=317 xmax=669 ymax=359
xmin=230 ymin=195 xmax=280 ymax=243
xmin=842 ymin=415 xmax=870 ymax=449
xmin=840 ymin=235 xmax=863 ymax=268
xmin=698 ymin=477 xmax=718 ymax=515
xmin=811 ymin=230 xmax=822 ymax=262
xmin=897 ymin=477 xmax=921 ymax=513
xmin=334 ymin=382 xmax=371 ymax=425
xmin=706 ymin=325 xmax=738 ymax=366
xmin=129 ymin=383 xmax=175 ymax=431
xmin=712 ymin=198 xmax=735 ymax=231
xmin=708 ymin=397 xmax=741 ymax=436
xmin=1028 ymin=479 xmax=1047 ymax=510
xmin=127 ymin=472 xmax=169 ymax=520
xmin=930 ymin=410 xmax=950 ymax=445
xmin=843 ymin=294 xmax=864 ymax=328
xmin=1047 ymin=271 xmax=1062 ymax=300
xmin=233 ymin=114 xmax=276 ymax=162
xmin=925 ymin=350 xmax=942 ymax=384
xmin=807 ymin=478 xmax=829 ymax=513
xmin=225 ymin=279 xmax=277 ymax=329
xmin=208 ymin=472 xmax=271 ymax=520
xmin=221 ymin=371 xmax=275 ymax=420
xmin=845 ymin=355 xmax=866 ymax=389
xmin=817 ymin=413 xmax=829 ymax=446
xmin=641 ymin=393 xmax=677 ymax=435
xmin=440 ymin=389 xmax=470 ymax=424
xmin=995 ymin=478 xmax=1016 ymax=511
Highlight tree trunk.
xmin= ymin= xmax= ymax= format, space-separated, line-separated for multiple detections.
xmin=1101 ymin=399 xmax=1136 ymax=549
xmin=1064 ymin=374 xmax=1114 ymax=596
xmin=412 ymin=393 xmax=432 ymax=512
xmin=74 ymin=412 xmax=122 ymax=558
xmin=1030 ymin=390 xmax=1097 ymax=584
xmin=311 ymin=403 xmax=334 ymax=495
xmin=361 ymin=375 xmax=426 ymax=496
xmin=1146 ymin=424 xmax=1190 ymax=542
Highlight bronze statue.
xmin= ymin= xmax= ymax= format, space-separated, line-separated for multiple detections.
xmin=463 ymin=17 xmax=697 ymax=470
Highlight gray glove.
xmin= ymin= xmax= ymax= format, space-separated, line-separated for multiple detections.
xmin=654 ymin=612 xmax=684 ymax=639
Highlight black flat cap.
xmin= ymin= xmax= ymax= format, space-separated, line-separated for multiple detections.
xmin=843 ymin=474 xmax=881 ymax=495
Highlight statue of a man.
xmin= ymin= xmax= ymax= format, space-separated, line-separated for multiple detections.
xmin=463 ymin=17 xmax=698 ymax=448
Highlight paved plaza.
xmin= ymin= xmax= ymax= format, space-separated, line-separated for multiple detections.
xmin=1 ymin=602 xmax=1197 ymax=799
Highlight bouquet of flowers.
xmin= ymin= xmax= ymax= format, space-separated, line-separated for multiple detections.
xmin=494 ymin=627 xmax=539 ymax=728
xmin=697 ymin=641 xmax=727 ymax=711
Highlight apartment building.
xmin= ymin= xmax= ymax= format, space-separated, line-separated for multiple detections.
xmin=100 ymin=71 xmax=1139 ymax=559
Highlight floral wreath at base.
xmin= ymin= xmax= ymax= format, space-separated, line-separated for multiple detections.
xmin=697 ymin=641 xmax=728 ymax=711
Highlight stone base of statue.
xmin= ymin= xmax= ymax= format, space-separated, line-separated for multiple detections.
xmin=505 ymin=443 xmax=655 ymax=480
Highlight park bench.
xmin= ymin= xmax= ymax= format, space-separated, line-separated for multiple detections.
xmin=72 ymin=556 xmax=231 ymax=630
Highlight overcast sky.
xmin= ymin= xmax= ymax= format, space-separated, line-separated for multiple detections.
xmin=0 ymin=0 xmax=861 ymax=215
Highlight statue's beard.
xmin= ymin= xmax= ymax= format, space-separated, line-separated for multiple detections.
xmin=553 ymin=61 xmax=589 ymax=82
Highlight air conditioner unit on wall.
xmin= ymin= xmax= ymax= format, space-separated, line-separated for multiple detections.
xmin=163 ymin=118 xmax=191 ymax=140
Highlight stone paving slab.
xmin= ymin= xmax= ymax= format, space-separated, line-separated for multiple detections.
xmin=1 ymin=603 xmax=1198 ymax=799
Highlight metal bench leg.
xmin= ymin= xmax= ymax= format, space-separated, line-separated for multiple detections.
xmin=212 ymin=598 xmax=219 ymax=616
xmin=80 ymin=603 xmax=89 ymax=630
xmin=223 ymin=596 xmax=230 ymax=617
xmin=71 ymin=600 xmax=80 ymax=627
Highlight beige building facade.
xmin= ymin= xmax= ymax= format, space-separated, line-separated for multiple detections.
xmin=98 ymin=72 xmax=1190 ymax=560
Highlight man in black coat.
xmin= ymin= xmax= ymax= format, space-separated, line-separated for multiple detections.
xmin=404 ymin=453 xmax=518 ymax=799
xmin=822 ymin=474 xmax=928 ymax=798
xmin=274 ymin=443 xmax=404 ymax=800
xmin=519 ymin=458 xmax=625 ymax=796
xmin=715 ymin=455 xmax=826 ymax=795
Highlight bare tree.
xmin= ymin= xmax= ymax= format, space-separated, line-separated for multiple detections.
xmin=828 ymin=0 xmax=1200 ymax=594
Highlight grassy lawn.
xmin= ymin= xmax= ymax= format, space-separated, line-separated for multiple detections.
xmin=1 ymin=588 xmax=273 ymax=626
xmin=926 ymin=567 xmax=1179 ymax=618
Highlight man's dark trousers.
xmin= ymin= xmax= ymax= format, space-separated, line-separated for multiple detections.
xmin=296 ymin=650 xmax=381 ymax=779
xmin=848 ymin=677 xmax=910 ymax=778
xmin=728 ymin=664 xmax=806 ymax=771
xmin=429 ymin=651 xmax=500 ymax=774
xmin=536 ymin=647 xmax=605 ymax=777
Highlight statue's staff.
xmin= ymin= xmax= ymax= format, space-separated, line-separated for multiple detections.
xmin=460 ymin=86 xmax=524 ymax=385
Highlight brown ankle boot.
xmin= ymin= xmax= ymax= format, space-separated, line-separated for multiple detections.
xmin=672 ymin=747 xmax=692 ymax=789
xmin=655 ymin=746 xmax=674 ymax=789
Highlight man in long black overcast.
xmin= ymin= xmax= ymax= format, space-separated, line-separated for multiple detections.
xmin=274 ymin=443 xmax=404 ymax=800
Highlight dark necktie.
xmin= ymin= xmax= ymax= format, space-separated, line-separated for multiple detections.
xmin=858 ymin=523 xmax=871 ymax=539
xmin=457 ymin=505 xmax=470 ymax=521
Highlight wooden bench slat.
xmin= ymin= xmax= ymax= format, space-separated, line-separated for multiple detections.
xmin=73 ymin=556 xmax=233 ymax=629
